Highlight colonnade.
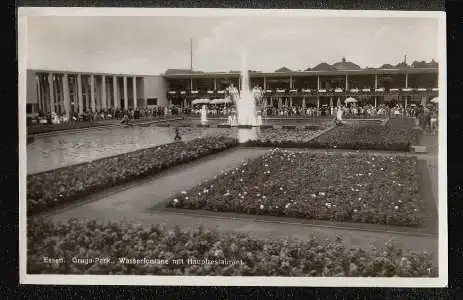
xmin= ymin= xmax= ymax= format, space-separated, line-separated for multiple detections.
xmin=35 ymin=73 xmax=140 ymax=116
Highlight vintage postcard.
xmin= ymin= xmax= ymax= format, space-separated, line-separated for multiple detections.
xmin=18 ymin=8 xmax=447 ymax=287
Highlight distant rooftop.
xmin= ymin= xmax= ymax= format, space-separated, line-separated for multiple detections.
xmin=164 ymin=58 xmax=438 ymax=75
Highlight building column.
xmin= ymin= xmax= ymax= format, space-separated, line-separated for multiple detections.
xmin=374 ymin=74 xmax=378 ymax=89
xmin=317 ymin=75 xmax=320 ymax=90
xmin=62 ymin=74 xmax=71 ymax=117
xmin=123 ymin=76 xmax=128 ymax=109
xmin=345 ymin=74 xmax=349 ymax=90
xmin=317 ymin=96 xmax=320 ymax=109
xmin=190 ymin=78 xmax=193 ymax=90
xmin=48 ymin=73 xmax=55 ymax=113
xmin=36 ymin=76 xmax=42 ymax=113
xmin=405 ymin=73 xmax=408 ymax=88
xmin=90 ymin=74 xmax=96 ymax=112
xmin=84 ymin=76 xmax=90 ymax=112
xmin=132 ymin=77 xmax=137 ymax=109
xmin=289 ymin=76 xmax=293 ymax=89
xmin=374 ymin=97 xmax=377 ymax=107
xmin=213 ymin=78 xmax=217 ymax=91
xmin=263 ymin=77 xmax=267 ymax=90
xmin=101 ymin=75 xmax=107 ymax=110
xmin=77 ymin=74 xmax=83 ymax=114
xmin=113 ymin=76 xmax=119 ymax=109
xmin=405 ymin=96 xmax=408 ymax=108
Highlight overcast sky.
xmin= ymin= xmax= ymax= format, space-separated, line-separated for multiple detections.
xmin=26 ymin=16 xmax=439 ymax=75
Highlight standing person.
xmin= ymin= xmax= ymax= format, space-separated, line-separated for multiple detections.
xmin=430 ymin=107 xmax=438 ymax=134
xmin=174 ymin=128 xmax=182 ymax=141
xmin=335 ymin=105 xmax=345 ymax=126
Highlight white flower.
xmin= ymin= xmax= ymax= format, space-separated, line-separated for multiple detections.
xmin=394 ymin=206 xmax=399 ymax=210
xmin=260 ymin=205 xmax=264 ymax=209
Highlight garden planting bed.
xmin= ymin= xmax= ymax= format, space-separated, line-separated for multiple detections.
xmin=308 ymin=118 xmax=420 ymax=151
xmin=167 ymin=149 xmax=427 ymax=227
xmin=244 ymin=118 xmax=418 ymax=151
xmin=27 ymin=136 xmax=238 ymax=216
xmin=27 ymin=218 xmax=436 ymax=277
xmin=243 ymin=128 xmax=328 ymax=147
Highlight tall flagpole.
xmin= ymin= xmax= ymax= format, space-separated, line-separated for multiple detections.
xmin=190 ymin=39 xmax=193 ymax=71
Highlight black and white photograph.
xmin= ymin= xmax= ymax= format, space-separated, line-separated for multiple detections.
xmin=19 ymin=8 xmax=447 ymax=286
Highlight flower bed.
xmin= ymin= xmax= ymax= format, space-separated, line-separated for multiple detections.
xmin=308 ymin=118 xmax=420 ymax=151
xmin=27 ymin=219 xmax=436 ymax=277
xmin=167 ymin=149 xmax=426 ymax=227
xmin=244 ymin=128 xmax=327 ymax=147
xmin=244 ymin=118 xmax=419 ymax=151
xmin=27 ymin=136 xmax=238 ymax=215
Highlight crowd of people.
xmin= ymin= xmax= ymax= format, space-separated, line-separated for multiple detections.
xmin=28 ymin=106 xmax=184 ymax=125
xmin=29 ymin=102 xmax=438 ymax=134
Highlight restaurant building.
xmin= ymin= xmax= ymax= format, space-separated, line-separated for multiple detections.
xmin=26 ymin=58 xmax=439 ymax=116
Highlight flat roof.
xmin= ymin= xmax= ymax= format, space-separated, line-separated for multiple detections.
xmin=27 ymin=67 xmax=438 ymax=78
xmin=163 ymin=68 xmax=438 ymax=78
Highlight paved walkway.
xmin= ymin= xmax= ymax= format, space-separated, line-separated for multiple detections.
xmin=40 ymin=147 xmax=269 ymax=219
xmin=40 ymin=146 xmax=439 ymax=262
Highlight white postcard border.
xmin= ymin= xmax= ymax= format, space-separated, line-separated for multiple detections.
xmin=18 ymin=7 xmax=448 ymax=287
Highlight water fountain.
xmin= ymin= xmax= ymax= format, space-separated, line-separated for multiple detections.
xmin=227 ymin=47 xmax=264 ymax=142
xmin=200 ymin=105 xmax=208 ymax=126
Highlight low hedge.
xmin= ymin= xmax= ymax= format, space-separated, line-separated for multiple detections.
xmin=27 ymin=136 xmax=238 ymax=215
xmin=27 ymin=218 xmax=437 ymax=277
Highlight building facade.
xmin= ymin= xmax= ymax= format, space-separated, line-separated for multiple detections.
xmin=26 ymin=64 xmax=438 ymax=116
xmin=164 ymin=67 xmax=439 ymax=109
xmin=26 ymin=70 xmax=168 ymax=116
